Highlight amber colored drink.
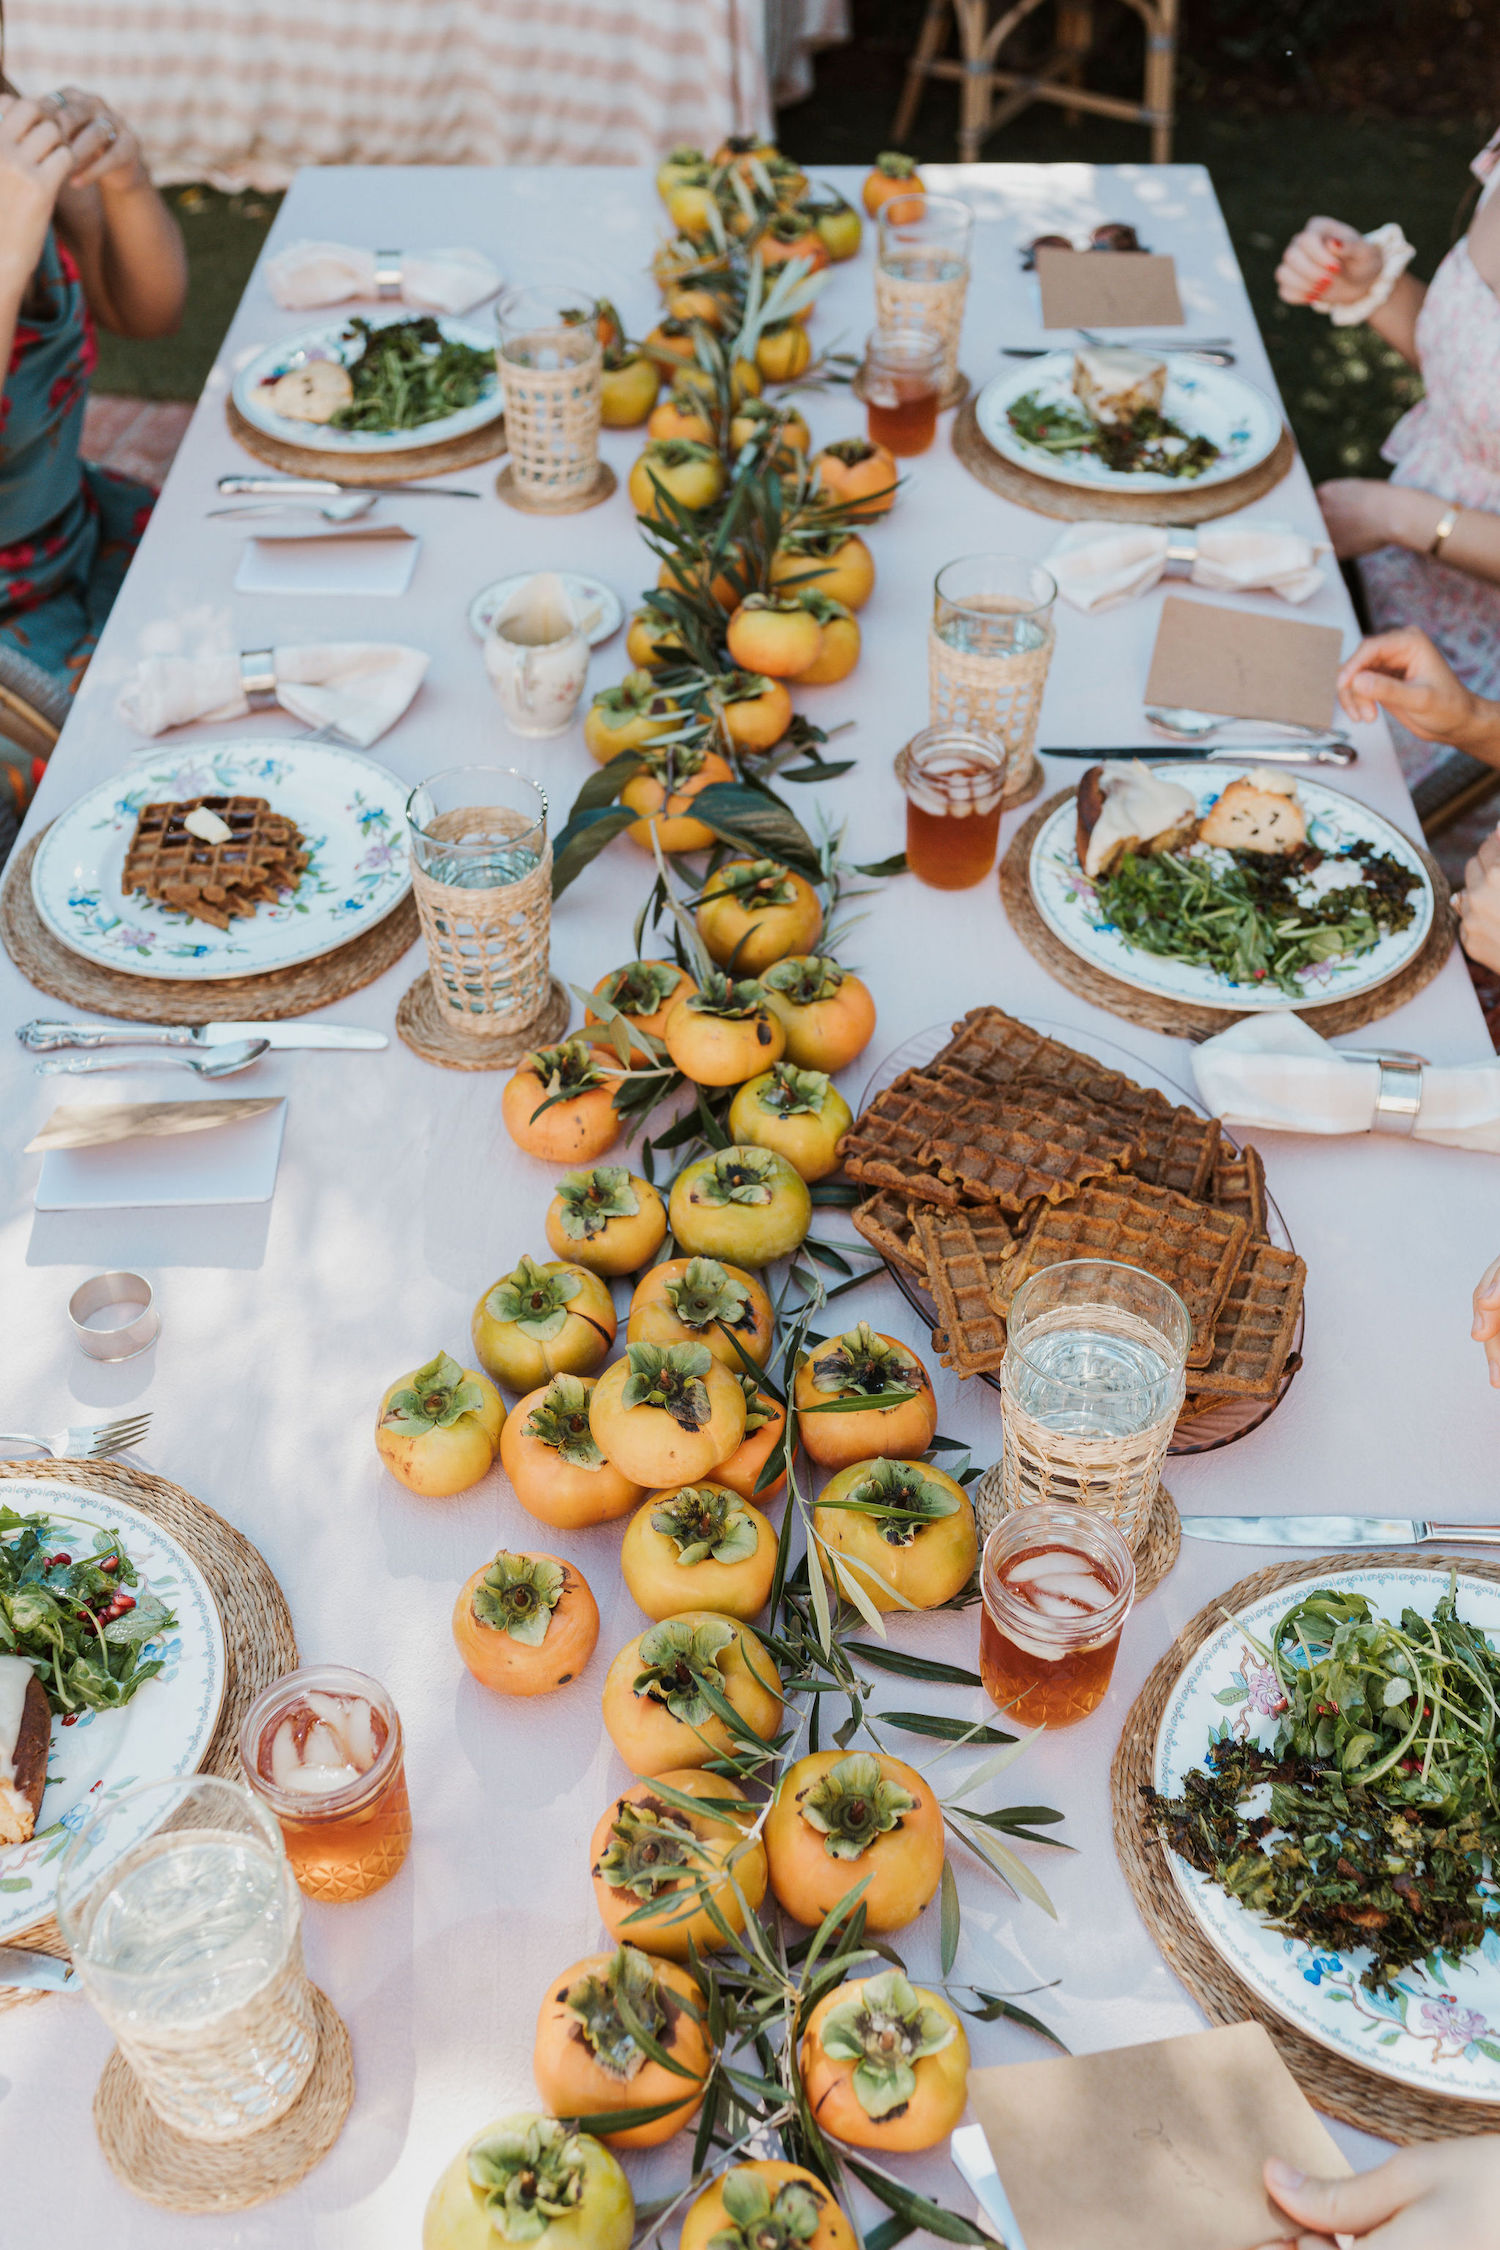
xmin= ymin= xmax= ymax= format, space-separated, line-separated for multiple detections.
xmin=895 ymin=729 xmax=1007 ymax=890
xmin=868 ymin=381 xmax=939 ymax=457
xmin=240 ymin=1666 xmax=411 ymax=1903
xmin=906 ymin=787 xmax=1003 ymax=890
xmin=978 ymin=1510 xmax=1135 ymax=1728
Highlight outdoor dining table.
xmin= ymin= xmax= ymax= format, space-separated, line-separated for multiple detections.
xmin=2 ymin=162 xmax=1497 ymax=2245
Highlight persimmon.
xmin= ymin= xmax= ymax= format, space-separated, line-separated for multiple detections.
xmin=656 ymin=145 xmax=706 ymax=202
xmin=499 ymin=1373 xmax=643 ymax=1528
xmin=756 ymin=210 xmax=828 ymax=272
xmin=590 ymin=1768 xmax=767 ymax=1958
xmin=812 ymin=195 xmax=863 ymax=262
xmin=714 ymin=131 xmax=778 ymax=173
xmin=589 ymin=958 xmax=697 ymax=1049
xmin=766 ymin=1751 xmax=945 ymax=1932
xmin=376 ymin=1352 xmax=504 ymax=1497
xmin=813 ymin=1458 xmax=976 ymax=1613
xmin=813 ymin=438 xmax=898 ymax=519
xmin=665 ymin=282 xmax=726 ymax=329
xmin=546 ymin=1167 xmax=668 ymax=1276
xmin=645 ymin=312 xmax=702 ymax=361
xmin=621 ymin=1484 xmax=777 ymax=1621
xmin=452 ymin=1550 xmax=598 ymax=1695
xmin=658 ymin=548 xmax=745 ymax=615
xmin=502 ymin=1038 xmax=620 ymax=1164
xmin=628 ymin=1255 xmax=775 ymax=1370
xmin=795 ymin=1324 xmax=936 ymax=1467
xmin=676 ymin=354 xmax=760 ymax=404
xmin=801 ymin=1972 xmax=969 ymax=2151
xmin=760 ymin=955 xmax=877 ymax=1071
xmin=670 ymin=1145 xmax=812 ymax=1269
xmin=621 ymin=743 xmax=733 ymax=854
xmin=714 ymin=1380 xmax=788 ymax=1503
xmin=728 ymin=1063 xmax=852 ymax=1183
xmin=729 ymin=398 xmax=810 ymax=457
xmin=725 ymin=595 xmax=823 ymax=681
xmin=590 ymin=1343 xmax=747 ymax=1486
xmin=680 ymin=2163 xmax=856 ymax=2250
xmin=793 ymin=593 xmax=861 ymax=686
xmin=533 ymin=1945 xmax=710 ymax=2149
xmin=756 ymin=319 xmax=813 ymax=383
xmin=862 ymin=151 xmax=924 ymax=218
xmin=662 ymin=971 xmax=784 ymax=1086
xmin=600 ymin=1610 xmax=784 ymax=1773
xmin=696 ymin=857 xmax=823 ymax=975
xmin=771 ymin=533 xmax=875 ymax=612
xmin=422 ymin=2113 xmax=633 ymax=2250
xmin=647 ymin=389 xmax=715 ymax=445
xmin=600 ymin=348 xmax=660 ymax=428
xmin=584 ymin=670 xmax=677 ymax=764
xmin=625 ymin=607 xmax=690 ymax=669
xmin=718 ymin=672 xmax=793 ymax=753
xmin=629 ymin=439 xmax=725 ymax=522
xmin=472 ymin=1256 xmax=617 ymax=1392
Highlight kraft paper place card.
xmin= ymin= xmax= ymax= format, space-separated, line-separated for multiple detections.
xmin=233 ymin=523 xmax=419 ymax=598
xmin=1035 ymin=247 xmax=1184 ymax=329
xmin=966 ymin=2021 xmax=1351 ymax=2250
xmin=33 ymin=1099 xmax=286 ymax=1210
xmin=1144 ymin=595 xmax=1345 ymax=729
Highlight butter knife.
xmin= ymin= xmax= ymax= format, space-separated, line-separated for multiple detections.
xmin=1181 ymin=1515 xmax=1500 ymax=1549
xmin=18 ymin=1019 xmax=387 ymax=1052
xmin=1041 ymin=743 xmax=1357 ymax=767
xmin=0 ymin=1945 xmax=76 ymax=1993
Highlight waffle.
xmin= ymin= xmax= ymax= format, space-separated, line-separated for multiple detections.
xmin=1185 ymin=1239 xmax=1305 ymax=1397
xmin=997 ymin=1178 xmax=1251 ymax=1366
xmin=841 ymin=1071 xmax=963 ymax=1206
xmin=933 ymin=1006 xmax=1122 ymax=1094
xmin=122 ymin=796 xmax=310 ymax=930
xmin=851 ymin=1191 xmax=926 ymax=1278
xmin=925 ymin=1106 xmax=1134 ymax=1212
xmin=1117 ymin=1094 xmax=1219 ymax=1200
xmin=913 ymin=1207 xmax=1012 ymax=1374
xmin=1211 ymin=1140 xmax=1269 ymax=1239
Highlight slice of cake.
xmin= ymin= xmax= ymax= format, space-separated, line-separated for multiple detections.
xmin=1197 ymin=770 xmax=1308 ymax=855
xmin=1072 ymin=345 xmax=1168 ymax=426
xmin=1076 ymin=760 xmax=1198 ymax=879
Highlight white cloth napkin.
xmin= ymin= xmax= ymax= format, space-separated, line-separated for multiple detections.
xmin=264 ymin=240 xmax=500 ymax=315
xmin=115 ymin=642 xmax=429 ymax=749
xmin=1194 ymin=1015 xmax=1500 ymax=1153
xmin=1046 ymin=519 xmax=1326 ymax=612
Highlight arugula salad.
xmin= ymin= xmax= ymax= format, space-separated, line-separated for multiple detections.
xmin=0 ymin=1505 xmax=176 ymax=1716
xmin=1007 ymin=388 xmax=1221 ymax=480
xmin=330 ymin=315 xmax=496 ymax=434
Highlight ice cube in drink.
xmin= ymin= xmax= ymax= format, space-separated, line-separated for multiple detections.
xmin=241 ymin=1667 xmax=411 ymax=1902
xmin=979 ymin=1514 xmax=1134 ymax=1727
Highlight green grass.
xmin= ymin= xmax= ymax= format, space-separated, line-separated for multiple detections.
xmin=92 ymin=185 xmax=282 ymax=401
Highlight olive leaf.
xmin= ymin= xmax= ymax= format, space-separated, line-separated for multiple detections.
xmin=551 ymin=805 xmax=639 ymax=899
xmin=687 ymin=782 xmax=821 ymax=878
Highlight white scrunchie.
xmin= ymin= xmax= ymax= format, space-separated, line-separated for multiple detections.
xmin=1308 ymin=222 xmax=1417 ymax=327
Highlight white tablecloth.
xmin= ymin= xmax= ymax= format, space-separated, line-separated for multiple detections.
xmin=2 ymin=1 xmax=772 ymax=187
xmin=2 ymin=163 xmax=1497 ymax=2245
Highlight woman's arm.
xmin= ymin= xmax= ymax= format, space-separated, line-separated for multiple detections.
xmin=1275 ymin=214 xmax=1427 ymax=366
xmin=50 ymin=90 xmax=185 ymax=339
xmin=1335 ymin=626 xmax=1500 ymax=759
xmin=0 ymin=96 xmax=75 ymax=375
xmin=1316 ymin=478 xmax=1500 ymax=585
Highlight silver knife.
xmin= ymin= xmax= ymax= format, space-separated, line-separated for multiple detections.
xmin=217 ymin=474 xmax=478 ymax=499
xmin=1181 ymin=1515 xmax=1500 ymax=1549
xmin=0 ymin=1945 xmax=76 ymax=1993
xmin=1042 ymin=743 xmax=1357 ymax=767
xmin=17 ymin=1019 xmax=387 ymax=1052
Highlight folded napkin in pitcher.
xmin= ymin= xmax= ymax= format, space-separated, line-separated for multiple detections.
xmin=263 ymin=241 xmax=500 ymax=315
xmin=116 ymin=642 xmax=428 ymax=749
xmin=1046 ymin=518 xmax=1326 ymax=613
xmin=1194 ymin=1014 xmax=1500 ymax=1153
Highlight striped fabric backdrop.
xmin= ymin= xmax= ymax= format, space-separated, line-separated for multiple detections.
xmin=3 ymin=0 xmax=776 ymax=188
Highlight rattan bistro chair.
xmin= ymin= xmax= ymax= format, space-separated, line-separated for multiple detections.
xmin=0 ymin=645 xmax=70 ymax=872
xmin=894 ymin=0 xmax=1179 ymax=165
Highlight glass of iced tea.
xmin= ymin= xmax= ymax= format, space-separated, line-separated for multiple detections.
xmin=239 ymin=1664 xmax=411 ymax=1903
xmin=979 ymin=1504 xmax=1135 ymax=1727
xmin=894 ymin=727 xmax=1007 ymax=889
xmin=862 ymin=325 xmax=945 ymax=456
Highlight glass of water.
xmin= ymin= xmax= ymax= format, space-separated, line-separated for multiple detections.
xmin=994 ymin=1259 xmax=1191 ymax=1549
xmin=929 ymin=555 xmax=1057 ymax=793
xmin=406 ymin=767 xmax=551 ymax=1029
xmin=56 ymin=1774 xmax=318 ymax=2141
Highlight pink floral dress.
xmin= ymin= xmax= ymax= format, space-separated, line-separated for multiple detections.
xmin=1357 ymin=133 xmax=1500 ymax=790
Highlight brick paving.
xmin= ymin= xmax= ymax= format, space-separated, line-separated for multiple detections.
xmin=81 ymin=396 xmax=192 ymax=488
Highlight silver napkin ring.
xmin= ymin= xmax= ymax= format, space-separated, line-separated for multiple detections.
xmin=1342 ymin=1046 xmax=1426 ymax=1136
xmin=1164 ymin=527 xmax=1198 ymax=569
xmin=375 ymin=250 xmax=403 ymax=298
xmin=68 ymin=1272 xmax=160 ymax=1362
xmin=239 ymin=648 xmax=277 ymax=702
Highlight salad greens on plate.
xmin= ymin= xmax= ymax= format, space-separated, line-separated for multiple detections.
xmin=0 ymin=1506 xmax=176 ymax=1715
xmin=330 ymin=316 xmax=495 ymax=433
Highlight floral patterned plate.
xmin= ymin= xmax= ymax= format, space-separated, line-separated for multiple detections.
xmin=1156 ymin=1563 xmax=1500 ymax=2101
xmin=1028 ymin=765 xmax=1433 ymax=1013
xmin=232 ymin=312 xmax=502 ymax=454
xmin=974 ymin=353 xmax=1281 ymax=492
xmin=0 ymin=1480 xmax=225 ymax=1943
xmin=31 ymin=738 xmax=411 ymax=982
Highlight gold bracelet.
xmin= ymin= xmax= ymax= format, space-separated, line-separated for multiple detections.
xmin=1430 ymin=505 xmax=1460 ymax=557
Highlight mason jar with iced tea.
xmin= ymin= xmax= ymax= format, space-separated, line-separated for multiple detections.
xmin=978 ymin=1505 xmax=1135 ymax=1727
xmin=895 ymin=726 xmax=1008 ymax=889
xmin=861 ymin=326 xmax=945 ymax=456
xmin=239 ymin=1663 xmax=411 ymax=1902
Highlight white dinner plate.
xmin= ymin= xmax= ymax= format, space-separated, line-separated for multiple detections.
xmin=1156 ymin=1563 xmax=1500 ymax=2102
xmin=1028 ymin=764 xmax=1433 ymax=1013
xmin=975 ymin=352 xmax=1281 ymax=492
xmin=0 ymin=1480 xmax=226 ymax=1942
xmin=468 ymin=572 xmax=623 ymax=645
xmin=32 ymin=737 xmax=412 ymax=983
xmin=232 ymin=312 xmax=502 ymax=455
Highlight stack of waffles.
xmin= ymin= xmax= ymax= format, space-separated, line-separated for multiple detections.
xmin=847 ymin=1006 xmax=1304 ymax=1415
xmin=122 ymin=797 xmax=311 ymax=931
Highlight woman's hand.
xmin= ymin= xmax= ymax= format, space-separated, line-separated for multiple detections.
xmin=1458 ymin=828 xmax=1500 ymax=979
xmin=1315 ymin=478 xmax=1414 ymax=559
xmin=0 ymin=95 xmax=76 ymax=298
xmin=1260 ymin=2139 xmax=1500 ymax=2246
xmin=1276 ymin=216 xmax=1382 ymax=308
xmin=50 ymin=87 xmax=146 ymax=193
xmin=1473 ymin=1253 xmax=1500 ymax=1389
xmin=1336 ymin=626 xmax=1494 ymax=749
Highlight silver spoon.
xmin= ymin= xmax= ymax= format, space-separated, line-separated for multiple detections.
xmin=206 ymin=494 xmax=376 ymax=522
xmin=1145 ymin=704 xmax=1350 ymax=747
xmin=35 ymin=1039 xmax=271 ymax=1079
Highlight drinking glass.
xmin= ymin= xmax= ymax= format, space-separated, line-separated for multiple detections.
xmin=929 ymin=554 xmax=1057 ymax=794
xmin=978 ymin=1504 xmax=1136 ymax=1727
xmin=240 ymin=1664 xmax=411 ymax=1903
xmin=875 ymin=194 xmax=974 ymax=395
xmin=494 ymin=283 xmax=603 ymax=503
xmin=994 ymin=1259 xmax=1191 ymax=1548
xmin=406 ymin=765 xmax=552 ymax=1030
xmin=862 ymin=326 xmax=945 ymax=456
xmin=56 ymin=1775 xmax=318 ymax=2141
xmin=894 ymin=727 xmax=1007 ymax=890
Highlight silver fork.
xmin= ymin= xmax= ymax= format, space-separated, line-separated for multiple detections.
xmin=0 ymin=1414 xmax=152 ymax=1460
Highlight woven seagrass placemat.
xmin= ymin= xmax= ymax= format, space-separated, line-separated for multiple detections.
xmin=1000 ymin=789 xmax=1455 ymax=1039
xmin=1 ymin=826 xmax=418 ymax=1023
xmin=0 ymin=1457 xmax=298 ymax=2004
xmin=1134 ymin=1482 xmax=1181 ymax=1598
xmin=1112 ymin=1550 xmax=1500 ymax=2141
xmin=226 ymin=396 xmax=505 ymax=481
xmin=953 ymin=396 xmax=1297 ymax=524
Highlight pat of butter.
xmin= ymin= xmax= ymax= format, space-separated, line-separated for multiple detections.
xmin=184 ymin=807 xmax=233 ymax=845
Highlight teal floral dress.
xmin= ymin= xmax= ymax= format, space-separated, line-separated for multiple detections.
xmin=0 ymin=231 xmax=155 ymax=829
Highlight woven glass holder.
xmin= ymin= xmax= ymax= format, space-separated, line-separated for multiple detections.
xmin=497 ymin=323 xmax=604 ymax=508
xmin=110 ymin=1934 xmax=320 ymax=2143
xmin=927 ymin=614 xmax=1054 ymax=795
xmin=410 ymin=809 xmax=556 ymax=1039
xmin=874 ymin=262 xmax=968 ymax=397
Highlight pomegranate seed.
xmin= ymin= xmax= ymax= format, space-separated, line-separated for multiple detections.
xmin=100 ymin=1556 xmax=119 ymax=1574
xmin=112 ymin=1595 xmax=135 ymax=1614
xmin=61 ymin=1714 xmax=78 ymax=1727
xmin=48 ymin=1553 xmax=71 ymax=1568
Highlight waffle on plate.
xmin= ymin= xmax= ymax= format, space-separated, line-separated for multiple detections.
xmin=122 ymin=795 xmax=310 ymax=931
